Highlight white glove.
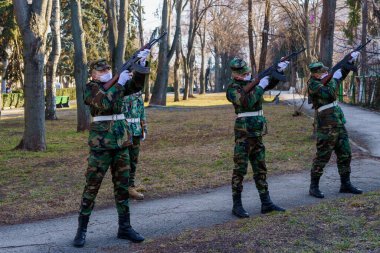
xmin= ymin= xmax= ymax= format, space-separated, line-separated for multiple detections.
xmin=142 ymin=131 xmax=146 ymax=141
xmin=333 ymin=69 xmax=342 ymax=79
xmin=349 ymin=51 xmax=360 ymax=63
xmin=277 ymin=61 xmax=290 ymax=72
xmin=320 ymin=73 xmax=329 ymax=79
xmin=137 ymin=49 xmax=150 ymax=66
xmin=118 ymin=70 xmax=132 ymax=86
xmin=258 ymin=76 xmax=270 ymax=89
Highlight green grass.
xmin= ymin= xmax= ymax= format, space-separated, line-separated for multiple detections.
xmin=131 ymin=191 xmax=380 ymax=253
xmin=0 ymin=94 xmax=315 ymax=224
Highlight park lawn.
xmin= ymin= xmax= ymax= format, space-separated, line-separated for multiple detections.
xmin=0 ymin=94 xmax=315 ymax=224
xmin=131 ymin=191 xmax=380 ymax=253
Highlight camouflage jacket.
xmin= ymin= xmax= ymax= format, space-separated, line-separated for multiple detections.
xmin=226 ymin=79 xmax=268 ymax=137
xmin=85 ymin=72 xmax=146 ymax=150
xmin=307 ymin=77 xmax=346 ymax=129
xmin=123 ymin=91 xmax=147 ymax=137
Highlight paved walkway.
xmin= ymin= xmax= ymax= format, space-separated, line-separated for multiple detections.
xmin=278 ymin=91 xmax=380 ymax=157
xmin=1 ymin=93 xmax=380 ymax=253
xmin=0 ymin=159 xmax=379 ymax=253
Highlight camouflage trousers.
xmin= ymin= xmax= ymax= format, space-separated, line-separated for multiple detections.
xmin=79 ymin=148 xmax=130 ymax=216
xmin=232 ymin=136 xmax=268 ymax=196
xmin=128 ymin=136 xmax=141 ymax=187
xmin=312 ymin=127 xmax=351 ymax=177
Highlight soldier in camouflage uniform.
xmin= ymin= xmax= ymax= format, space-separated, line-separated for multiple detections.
xmin=73 ymin=51 xmax=150 ymax=247
xmin=226 ymin=58 xmax=288 ymax=218
xmin=307 ymin=54 xmax=363 ymax=199
xmin=122 ymin=91 xmax=147 ymax=200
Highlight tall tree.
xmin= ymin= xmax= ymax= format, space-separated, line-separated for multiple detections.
xmin=71 ymin=0 xmax=91 ymax=131
xmin=106 ymin=0 xmax=129 ymax=72
xmin=319 ymin=0 xmax=336 ymax=67
xmin=198 ymin=16 xmax=207 ymax=94
xmin=247 ymin=0 xmax=257 ymax=74
xmin=149 ymin=0 xmax=182 ymax=106
xmin=258 ymin=0 xmax=270 ymax=72
xmin=13 ymin=0 xmax=52 ymax=151
xmin=45 ymin=0 xmax=61 ymax=120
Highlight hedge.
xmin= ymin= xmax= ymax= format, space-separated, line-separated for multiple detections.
xmin=1 ymin=93 xmax=24 ymax=110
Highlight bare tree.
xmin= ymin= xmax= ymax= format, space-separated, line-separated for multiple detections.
xmin=248 ymin=0 xmax=257 ymax=74
xmin=71 ymin=0 xmax=91 ymax=131
xmin=149 ymin=0 xmax=183 ymax=106
xmin=106 ymin=0 xmax=129 ymax=72
xmin=45 ymin=0 xmax=61 ymax=120
xmin=258 ymin=0 xmax=270 ymax=72
xmin=13 ymin=0 xmax=52 ymax=151
xmin=319 ymin=0 xmax=336 ymax=67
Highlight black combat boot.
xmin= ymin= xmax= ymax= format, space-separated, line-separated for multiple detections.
xmin=309 ymin=175 xmax=325 ymax=198
xmin=339 ymin=173 xmax=363 ymax=194
xmin=73 ymin=214 xmax=90 ymax=248
xmin=232 ymin=193 xmax=249 ymax=218
xmin=117 ymin=212 xmax=145 ymax=243
xmin=259 ymin=192 xmax=286 ymax=214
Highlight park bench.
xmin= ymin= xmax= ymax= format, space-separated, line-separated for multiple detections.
xmin=55 ymin=96 xmax=70 ymax=108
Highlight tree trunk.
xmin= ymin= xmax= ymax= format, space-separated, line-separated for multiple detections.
xmin=248 ymin=0 xmax=257 ymax=74
xmin=1 ymin=59 xmax=7 ymax=93
xmin=174 ymin=33 xmax=182 ymax=102
xmin=150 ymin=0 xmax=170 ymax=106
xmin=199 ymin=19 xmax=206 ymax=95
xmin=106 ymin=0 xmax=118 ymax=73
xmin=362 ymin=0 xmax=368 ymax=105
xmin=71 ymin=0 xmax=91 ymax=131
xmin=150 ymin=0 xmax=182 ymax=106
xmin=319 ymin=0 xmax=336 ymax=67
xmin=13 ymin=0 xmax=53 ymax=151
xmin=258 ymin=0 xmax=270 ymax=72
xmin=45 ymin=0 xmax=61 ymax=120
xmin=115 ymin=0 xmax=128 ymax=70
xmin=304 ymin=0 xmax=311 ymax=63
xmin=188 ymin=51 xmax=195 ymax=97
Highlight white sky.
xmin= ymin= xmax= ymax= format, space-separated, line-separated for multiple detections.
xmin=141 ymin=0 xmax=162 ymax=38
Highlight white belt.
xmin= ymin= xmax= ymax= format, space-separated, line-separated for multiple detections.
xmin=318 ymin=101 xmax=338 ymax=112
xmin=127 ymin=118 xmax=140 ymax=123
xmin=92 ymin=114 xmax=125 ymax=122
xmin=237 ymin=110 xmax=264 ymax=118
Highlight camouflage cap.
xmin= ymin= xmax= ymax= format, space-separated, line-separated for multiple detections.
xmin=230 ymin=57 xmax=251 ymax=75
xmin=89 ymin=59 xmax=111 ymax=71
xmin=308 ymin=62 xmax=329 ymax=73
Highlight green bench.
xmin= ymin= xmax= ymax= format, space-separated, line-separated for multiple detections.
xmin=55 ymin=96 xmax=70 ymax=108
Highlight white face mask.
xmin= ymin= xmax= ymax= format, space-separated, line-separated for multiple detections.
xmin=243 ymin=74 xmax=252 ymax=81
xmin=319 ymin=73 xmax=328 ymax=80
xmin=99 ymin=72 xmax=112 ymax=82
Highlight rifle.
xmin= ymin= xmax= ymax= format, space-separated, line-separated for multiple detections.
xmin=320 ymin=39 xmax=372 ymax=85
xmin=103 ymin=30 xmax=167 ymax=91
xmin=243 ymin=48 xmax=306 ymax=93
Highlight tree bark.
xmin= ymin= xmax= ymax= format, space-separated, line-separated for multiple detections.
xmin=362 ymin=0 xmax=368 ymax=105
xmin=71 ymin=0 xmax=91 ymax=131
xmin=150 ymin=0 xmax=182 ymax=106
xmin=173 ymin=33 xmax=182 ymax=102
xmin=198 ymin=18 xmax=206 ymax=94
xmin=258 ymin=0 xmax=270 ymax=72
xmin=1 ymin=59 xmax=8 ymax=93
xmin=45 ymin=0 xmax=61 ymax=120
xmin=13 ymin=0 xmax=53 ymax=151
xmin=248 ymin=0 xmax=257 ymax=74
xmin=319 ymin=0 xmax=336 ymax=67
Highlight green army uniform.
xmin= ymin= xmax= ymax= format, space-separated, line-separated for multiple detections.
xmin=226 ymin=58 xmax=285 ymax=218
xmin=73 ymin=59 xmax=148 ymax=247
xmin=307 ymin=62 xmax=362 ymax=198
xmin=123 ymin=91 xmax=147 ymax=199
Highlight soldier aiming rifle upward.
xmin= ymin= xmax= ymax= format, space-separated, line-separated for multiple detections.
xmin=307 ymin=39 xmax=372 ymax=199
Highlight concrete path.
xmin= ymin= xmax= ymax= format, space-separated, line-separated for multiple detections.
xmin=278 ymin=91 xmax=380 ymax=157
xmin=0 ymin=159 xmax=379 ymax=253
